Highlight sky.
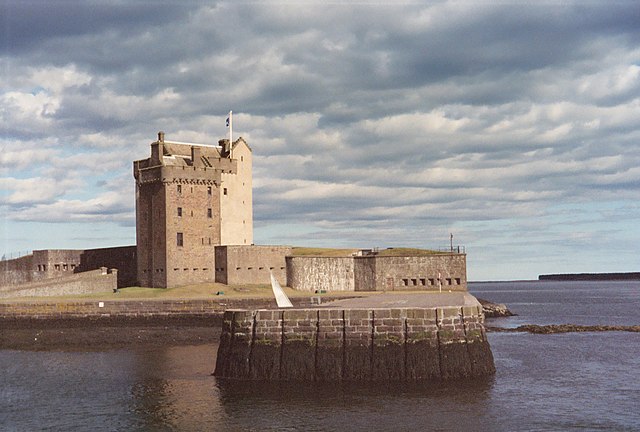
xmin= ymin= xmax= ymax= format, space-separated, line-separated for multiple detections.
xmin=1 ymin=1 xmax=639 ymax=281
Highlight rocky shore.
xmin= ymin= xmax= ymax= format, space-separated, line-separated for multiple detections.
xmin=487 ymin=324 xmax=640 ymax=334
xmin=477 ymin=298 xmax=516 ymax=318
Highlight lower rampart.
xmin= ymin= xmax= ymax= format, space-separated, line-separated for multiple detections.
xmin=0 ymin=268 xmax=117 ymax=299
xmin=214 ymin=306 xmax=494 ymax=381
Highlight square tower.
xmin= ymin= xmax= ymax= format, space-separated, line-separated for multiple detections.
xmin=133 ymin=132 xmax=253 ymax=288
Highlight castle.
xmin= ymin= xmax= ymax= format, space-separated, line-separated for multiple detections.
xmin=1 ymin=132 xmax=468 ymax=297
xmin=134 ymin=131 xmax=252 ymax=288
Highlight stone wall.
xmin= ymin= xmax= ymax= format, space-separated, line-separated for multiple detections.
xmin=286 ymin=256 xmax=356 ymax=292
xmin=0 ymin=268 xmax=117 ymax=299
xmin=366 ymin=254 xmax=467 ymax=291
xmin=0 ymin=296 xmax=352 ymax=318
xmin=1 ymin=247 xmax=138 ymax=290
xmin=214 ymin=305 xmax=495 ymax=381
xmin=77 ymin=246 xmax=137 ymax=287
xmin=286 ymin=253 xmax=467 ymax=292
xmin=215 ymin=245 xmax=291 ymax=285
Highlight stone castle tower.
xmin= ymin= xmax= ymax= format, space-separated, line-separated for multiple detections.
xmin=133 ymin=132 xmax=252 ymax=288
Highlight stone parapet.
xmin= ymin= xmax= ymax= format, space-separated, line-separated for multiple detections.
xmin=214 ymin=305 xmax=495 ymax=381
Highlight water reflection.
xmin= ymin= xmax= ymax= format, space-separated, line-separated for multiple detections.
xmin=215 ymin=376 xmax=495 ymax=431
xmin=127 ymin=345 xmax=222 ymax=431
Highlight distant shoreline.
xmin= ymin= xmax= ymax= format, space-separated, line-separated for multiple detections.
xmin=538 ymin=272 xmax=640 ymax=281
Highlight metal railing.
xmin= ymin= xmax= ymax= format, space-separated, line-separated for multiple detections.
xmin=437 ymin=245 xmax=466 ymax=254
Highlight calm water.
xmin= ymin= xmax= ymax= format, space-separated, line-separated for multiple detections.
xmin=1 ymin=281 xmax=639 ymax=431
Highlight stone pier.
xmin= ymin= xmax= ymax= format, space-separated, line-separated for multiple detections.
xmin=214 ymin=294 xmax=495 ymax=381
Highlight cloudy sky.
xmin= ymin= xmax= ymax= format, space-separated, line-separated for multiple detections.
xmin=1 ymin=1 xmax=639 ymax=280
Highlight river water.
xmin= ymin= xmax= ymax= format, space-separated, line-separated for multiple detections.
xmin=1 ymin=281 xmax=639 ymax=431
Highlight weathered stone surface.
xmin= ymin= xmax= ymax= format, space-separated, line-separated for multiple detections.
xmin=214 ymin=306 xmax=495 ymax=381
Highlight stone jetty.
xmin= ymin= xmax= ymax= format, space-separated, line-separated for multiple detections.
xmin=214 ymin=293 xmax=495 ymax=381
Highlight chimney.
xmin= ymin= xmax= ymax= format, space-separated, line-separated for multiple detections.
xmin=151 ymin=131 xmax=164 ymax=165
xmin=191 ymin=146 xmax=203 ymax=167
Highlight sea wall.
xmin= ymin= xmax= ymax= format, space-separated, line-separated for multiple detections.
xmin=0 ymin=296 xmax=356 ymax=319
xmin=214 ymin=305 xmax=494 ymax=381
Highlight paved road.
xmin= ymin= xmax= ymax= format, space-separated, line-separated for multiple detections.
xmin=320 ymin=291 xmax=481 ymax=308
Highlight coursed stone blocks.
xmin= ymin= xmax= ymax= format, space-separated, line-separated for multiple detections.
xmin=214 ymin=305 xmax=495 ymax=381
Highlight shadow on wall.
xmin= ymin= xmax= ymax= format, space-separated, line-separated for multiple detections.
xmin=76 ymin=246 xmax=138 ymax=288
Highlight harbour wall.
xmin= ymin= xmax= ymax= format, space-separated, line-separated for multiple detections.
xmin=214 ymin=305 xmax=494 ymax=381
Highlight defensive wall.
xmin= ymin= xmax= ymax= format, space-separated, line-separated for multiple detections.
xmin=0 ymin=268 xmax=117 ymax=299
xmin=215 ymin=245 xmax=292 ymax=285
xmin=214 ymin=304 xmax=494 ymax=381
xmin=286 ymin=253 xmax=467 ymax=292
xmin=0 ymin=247 xmax=137 ymax=291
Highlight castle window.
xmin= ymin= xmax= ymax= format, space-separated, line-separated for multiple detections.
xmin=411 ymin=278 xmax=417 ymax=286
xmin=446 ymin=278 xmax=452 ymax=285
xmin=420 ymin=278 xmax=426 ymax=286
xmin=63 ymin=264 xmax=68 ymax=271
xmin=177 ymin=232 xmax=184 ymax=247
xmin=207 ymin=186 xmax=212 ymax=195
xmin=223 ymin=188 xmax=228 ymax=195
xmin=177 ymin=207 xmax=182 ymax=217
xmin=177 ymin=185 xmax=182 ymax=194
xmin=55 ymin=264 xmax=60 ymax=271
xmin=207 ymin=208 xmax=212 ymax=218
xmin=402 ymin=278 xmax=409 ymax=286
xmin=455 ymin=278 xmax=461 ymax=285
xmin=42 ymin=265 xmax=46 ymax=271
xmin=429 ymin=278 xmax=435 ymax=285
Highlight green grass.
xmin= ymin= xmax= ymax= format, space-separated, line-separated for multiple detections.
xmin=376 ymin=247 xmax=442 ymax=256
xmin=290 ymin=247 xmax=359 ymax=257
xmin=2 ymin=282 xmax=375 ymax=302
xmin=290 ymin=247 xmax=443 ymax=257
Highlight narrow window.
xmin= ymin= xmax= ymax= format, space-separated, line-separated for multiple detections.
xmin=207 ymin=186 xmax=212 ymax=195
xmin=55 ymin=264 xmax=60 ymax=271
xmin=402 ymin=278 xmax=409 ymax=286
xmin=411 ymin=278 xmax=417 ymax=286
xmin=177 ymin=232 xmax=183 ymax=247
xmin=207 ymin=208 xmax=212 ymax=218
xmin=455 ymin=278 xmax=461 ymax=285
xmin=63 ymin=264 xmax=68 ymax=271
xmin=177 ymin=207 xmax=182 ymax=217
xmin=420 ymin=278 xmax=426 ymax=286
xmin=177 ymin=184 xmax=182 ymax=194
xmin=223 ymin=188 xmax=228 ymax=195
